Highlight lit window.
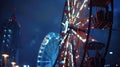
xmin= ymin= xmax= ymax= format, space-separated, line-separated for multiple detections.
xmin=2 ymin=40 xmax=5 ymax=43
xmin=4 ymin=29 xmax=7 ymax=32
xmin=4 ymin=35 xmax=6 ymax=37
xmin=7 ymin=39 xmax=10 ymax=42
xmin=8 ymin=29 xmax=12 ymax=33
xmin=8 ymin=34 xmax=11 ymax=38
xmin=6 ymin=44 xmax=9 ymax=47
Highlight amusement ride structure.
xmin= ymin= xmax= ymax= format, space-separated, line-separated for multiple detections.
xmin=37 ymin=0 xmax=113 ymax=67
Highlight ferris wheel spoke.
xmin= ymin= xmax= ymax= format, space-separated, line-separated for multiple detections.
xmin=75 ymin=0 xmax=89 ymax=19
xmin=67 ymin=0 xmax=71 ymax=20
xmin=72 ymin=29 xmax=86 ymax=43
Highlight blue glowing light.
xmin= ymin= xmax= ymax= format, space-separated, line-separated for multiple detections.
xmin=4 ymin=29 xmax=7 ymax=32
xmin=7 ymin=39 xmax=10 ymax=42
xmin=3 ymin=35 xmax=6 ymax=37
xmin=8 ymin=34 xmax=11 ymax=38
xmin=2 ymin=40 xmax=5 ymax=43
xmin=8 ymin=29 xmax=12 ymax=33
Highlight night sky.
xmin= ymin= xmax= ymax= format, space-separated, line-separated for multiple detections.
xmin=0 ymin=0 xmax=120 ymax=67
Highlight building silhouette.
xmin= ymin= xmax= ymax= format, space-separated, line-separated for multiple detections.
xmin=0 ymin=14 xmax=20 ymax=66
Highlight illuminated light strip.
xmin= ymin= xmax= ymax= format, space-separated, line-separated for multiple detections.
xmin=76 ymin=0 xmax=88 ymax=18
xmin=61 ymin=34 xmax=67 ymax=44
xmin=76 ymin=12 xmax=79 ymax=18
xmin=76 ymin=22 xmax=81 ymax=25
xmin=64 ymin=11 xmax=67 ymax=17
xmin=71 ymin=13 xmax=75 ymax=24
xmin=68 ymin=7 xmax=71 ymax=18
xmin=69 ymin=46 xmax=74 ymax=67
xmin=61 ymin=35 xmax=70 ymax=65
xmin=68 ymin=13 xmax=71 ymax=18
xmin=74 ymin=0 xmax=77 ymax=6
xmin=72 ymin=1 xmax=75 ymax=18
xmin=85 ymin=33 xmax=97 ymax=42
xmin=76 ymin=2 xmax=80 ymax=9
xmin=61 ymin=20 xmax=69 ymax=34
xmin=37 ymin=37 xmax=50 ymax=64
xmin=37 ymin=34 xmax=53 ymax=60
xmin=72 ymin=9 xmax=75 ymax=16
xmin=66 ymin=41 xmax=69 ymax=48
xmin=71 ymin=55 xmax=74 ymax=67
xmin=65 ymin=13 xmax=68 ymax=20
xmin=41 ymin=37 xmax=50 ymax=46
xmin=72 ymin=30 xmax=86 ymax=43
xmin=68 ymin=6 xmax=70 ymax=11
xmin=84 ymin=4 xmax=87 ymax=7
xmin=69 ymin=42 xmax=72 ymax=51
xmin=67 ymin=0 xmax=71 ymax=19
xmin=64 ymin=36 xmax=70 ymax=56
xmin=65 ymin=51 xmax=67 ymax=56
xmin=60 ymin=60 xmax=65 ymax=64
xmin=71 ymin=0 xmax=77 ymax=24
xmin=62 ymin=22 xmax=65 ymax=26
xmin=75 ymin=18 xmax=86 ymax=26
xmin=71 ymin=2 xmax=75 ymax=19
xmin=67 ymin=0 xmax=70 ymax=7
xmin=44 ymin=39 xmax=49 ymax=45
xmin=64 ymin=57 xmax=66 ymax=64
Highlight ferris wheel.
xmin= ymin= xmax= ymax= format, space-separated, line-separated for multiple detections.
xmin=37 ymin=32 xmax=60 ymax=67
xmin=53 ymin=0 xmax=113 ymax=67
xmin=37 ymin=0 xmax=113 ymax=67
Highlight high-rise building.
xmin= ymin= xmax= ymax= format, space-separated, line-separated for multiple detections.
xmin=0 ymin=14 xmax=20 ymax=66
